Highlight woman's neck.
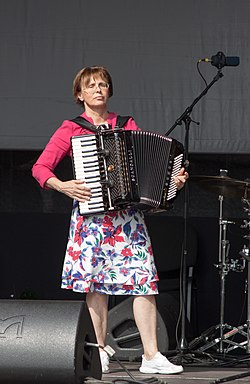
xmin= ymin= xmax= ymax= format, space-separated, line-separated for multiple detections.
xmin=84 ymin=106 xmax=109 ymax=125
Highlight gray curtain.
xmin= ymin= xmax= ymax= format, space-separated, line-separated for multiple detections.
xmin=0 ymin=0 xmax=249 ymax=153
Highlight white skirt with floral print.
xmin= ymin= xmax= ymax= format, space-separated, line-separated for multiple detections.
xmin=61 ymin=202 xmax=159 ymax=295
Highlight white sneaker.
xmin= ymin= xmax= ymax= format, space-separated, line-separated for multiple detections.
xmin=100 ymin=350 xmax=110 ymax=374
xmin=139 ymin=352 xmax=183 ymax=374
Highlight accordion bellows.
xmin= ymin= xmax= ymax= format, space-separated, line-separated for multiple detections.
xmin=71 ymin=130 xmax=184 ymax=215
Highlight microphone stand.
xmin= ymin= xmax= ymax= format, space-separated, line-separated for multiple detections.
xmin=165 ymin=68 xmax=224 ymax=361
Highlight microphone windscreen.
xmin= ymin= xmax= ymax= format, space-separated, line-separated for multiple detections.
xmin=225 ymin=56 xmax=240 ymax=66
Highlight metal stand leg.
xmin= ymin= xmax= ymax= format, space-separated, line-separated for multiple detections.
xmin=216 ymin=195 xmax=236 ymax=353
xmin=189 ymin=194 xmax=247 ymax=355
xmin=219 ymin=195 xmax=227 ymax=353
xmin=239 ymin=197 xmax=250 ymax=353
xmin=247 ymin=262 xmax=250 ymax=353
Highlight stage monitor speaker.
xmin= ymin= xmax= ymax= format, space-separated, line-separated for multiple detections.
xmin=106 ymin=297 xmax=169 ymax=360
xmin=0 ymin=300 xmax=101 ymax=383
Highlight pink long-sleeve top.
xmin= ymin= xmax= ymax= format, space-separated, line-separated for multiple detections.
xmin=32 ymin=112 xmax=139 ymax=188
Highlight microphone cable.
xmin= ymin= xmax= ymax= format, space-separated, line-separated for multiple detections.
xmin=85 ymin=343 xmax=169 ymax=384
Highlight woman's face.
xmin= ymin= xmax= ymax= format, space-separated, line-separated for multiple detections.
xmin=78 ymin=75 xmax=110 ymax=109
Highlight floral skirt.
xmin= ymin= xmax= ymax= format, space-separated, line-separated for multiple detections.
xmin=61 ymin=202 xmax=159 ymax=295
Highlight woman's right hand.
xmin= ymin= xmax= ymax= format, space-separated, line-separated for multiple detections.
xmin=59 ymin=179 xmax=92 ymax=202
xmin=45 ymin=177 xmax=92 ymax=202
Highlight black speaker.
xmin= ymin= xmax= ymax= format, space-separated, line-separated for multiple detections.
xmin=106 ymin=297 xmax=169 ymax=360
xmin=0 ymin=300 xmax=101 ymax=383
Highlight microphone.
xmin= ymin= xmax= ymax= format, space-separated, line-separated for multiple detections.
xmin=198 ymin=51 xmax=240 ymax=69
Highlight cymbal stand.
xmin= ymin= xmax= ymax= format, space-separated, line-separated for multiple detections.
xmin=189 ymin=194 xmax=246 ymax=355
xmin=239 ymin=197 xmax=250 ymax=353
xmin=216 ymin=195 xmax=237 ymax=353
xmin=209 ymin=196 xmax=250 ymax=384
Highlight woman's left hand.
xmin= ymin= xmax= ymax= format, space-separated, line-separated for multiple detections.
xmin=173 ymin=167 xmax=189 ymax=190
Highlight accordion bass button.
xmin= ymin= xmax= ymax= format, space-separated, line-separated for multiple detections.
xmin=98 ymin=149 xmax=110 ymax=157
xmin=101 ymin=179 xmax=114 ymax=188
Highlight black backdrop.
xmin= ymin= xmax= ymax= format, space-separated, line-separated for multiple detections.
xmin=1 ymin=0 xmax=250 ymax=346
xmin=1 ymin=150 xmax=249 ymax=338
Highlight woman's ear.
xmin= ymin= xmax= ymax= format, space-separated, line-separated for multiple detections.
xmin=78 ymin=93 xmax=84 ymax=102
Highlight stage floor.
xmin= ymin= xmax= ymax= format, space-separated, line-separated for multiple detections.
xmin=86 ymin=358 xmax=250 ymax=384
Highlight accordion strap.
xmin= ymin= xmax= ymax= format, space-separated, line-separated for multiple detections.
xmin=70 ymin=115 xmax=132 ymax=132
xmin=115 ymin=115 xmax=132 ymax=128
xmin=70 ymin=116 xmax=98 ymax=133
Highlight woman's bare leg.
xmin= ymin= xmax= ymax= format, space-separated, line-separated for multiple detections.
xmin=86 ymin=292 xmax=109 ymax=349
xmin=133 ymin=295 xmax=158 ymax=359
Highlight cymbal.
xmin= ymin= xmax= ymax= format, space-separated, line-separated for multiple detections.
xmin=190 ymin=175 xmax=250 ymax=199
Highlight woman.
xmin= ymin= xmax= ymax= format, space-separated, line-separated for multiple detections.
xmin=32 ymin=66 xmax=188 ymax=374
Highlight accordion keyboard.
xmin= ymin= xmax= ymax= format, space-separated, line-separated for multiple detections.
xmin=71 ymin=135 xmax=105 ymax=215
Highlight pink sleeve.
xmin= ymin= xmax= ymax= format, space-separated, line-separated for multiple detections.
xmin=32 ymin=121 xmax=73 ymax=188
xmin=123 ymin=117 xmax=141 ymax=131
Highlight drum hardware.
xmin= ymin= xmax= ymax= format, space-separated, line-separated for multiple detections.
xmin=189 ymin=193 xmax=247 ymax=355
xmin=214 ymin=258 xmax=246 ymax=274
xmin=189 ymin=173 xmax=250 ymax=355
xmin=215 ymin=195 xmax=244 ymax=354
xmin=238 ymin=197 xmax=250 ymax=353
xmin=240 ymin=215 xmax=250 ymax=263
xmin=240 ymin=245 xmax=250 ymax=262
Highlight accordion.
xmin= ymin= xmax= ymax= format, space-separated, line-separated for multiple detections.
xmin=71 ymin=129 xmax=184 ymax=215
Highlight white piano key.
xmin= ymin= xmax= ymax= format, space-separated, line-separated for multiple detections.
xmin=83 ymin=170 xmax=101 ymax=177
xmin=87 ymin=182 xmax=102 ymax=188
xmin=88 ymin=196 xmax=104 ymax=203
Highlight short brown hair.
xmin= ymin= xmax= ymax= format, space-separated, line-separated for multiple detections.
xmin=73 ymin=65 xmax=113 ymax=106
